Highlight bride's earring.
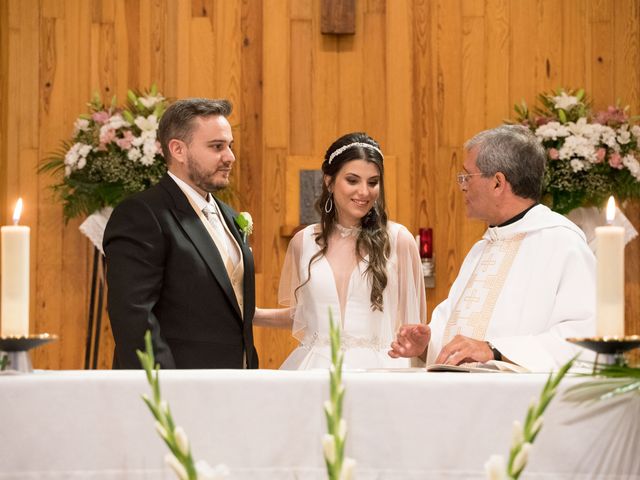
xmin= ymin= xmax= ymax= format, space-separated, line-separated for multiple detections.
xmin=324 ymin=194 xmax=334 ymax=213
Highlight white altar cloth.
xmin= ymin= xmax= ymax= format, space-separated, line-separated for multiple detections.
xmin=0 ymin=369 xmax=638 ymax=479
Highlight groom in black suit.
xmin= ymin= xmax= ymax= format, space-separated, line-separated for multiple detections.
xmin=103 ymin=98 xmax=257 ymax=369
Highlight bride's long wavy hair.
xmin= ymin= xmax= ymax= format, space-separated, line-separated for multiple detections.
xmin=296 ymin=132 xmax=390 ymax=311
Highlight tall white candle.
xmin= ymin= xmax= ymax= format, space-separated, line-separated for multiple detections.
xmin=1 ymin=198 xmax=30 ymax=338
xmin=595 ymin=196 xmax=625 ymax=338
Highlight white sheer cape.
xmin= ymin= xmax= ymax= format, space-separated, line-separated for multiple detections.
xmin=278 ymin=221 xmax=426 ymax=370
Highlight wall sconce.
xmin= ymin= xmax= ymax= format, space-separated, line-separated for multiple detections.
xmin=418 ymin=227 xmax=435 ymax=288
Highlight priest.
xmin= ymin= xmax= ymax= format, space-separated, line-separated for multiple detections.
xmin=389 ymin=124 xmax=595 ymax=372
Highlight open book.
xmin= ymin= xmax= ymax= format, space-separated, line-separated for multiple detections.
xmin=427 ymin=360 xmax=529 ymax=373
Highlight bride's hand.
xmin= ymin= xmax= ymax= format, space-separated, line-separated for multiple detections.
xmin=388 ymin=324 xmax=430 ymax=360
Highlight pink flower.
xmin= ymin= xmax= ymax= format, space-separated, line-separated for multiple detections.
xmin=548 ymin=148 xmax=560 ymax=160
xmin=92 ymin=111 xmax=110 ymax=124
xmin=535 ymin=116 xmax=552 ymax=127
xmin=594 ymin=106 xmax=629 ymax=126
xmin=595 ymin=147 xmax=606 ymax=163
xmin=99 ymin=127 xmax=116 ymax=146
xmin=115 ymin=130 xmax=135 ymax=150
xmin=609 ymin=152 xmax=623 ymax=169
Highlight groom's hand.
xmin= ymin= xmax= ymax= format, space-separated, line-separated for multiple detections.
xmin=388 ymin=324 xmax=430 ymax=360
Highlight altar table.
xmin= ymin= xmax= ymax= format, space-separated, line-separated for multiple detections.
xmin=0 ymin=369 xmax=638 ymax=479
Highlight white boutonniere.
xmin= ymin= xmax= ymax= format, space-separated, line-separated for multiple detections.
xmin=234 ymin=212 xmax=253 ymax=242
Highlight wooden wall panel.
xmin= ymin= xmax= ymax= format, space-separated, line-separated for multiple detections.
xmin=1 ymin=0 xmax=639 ymax=370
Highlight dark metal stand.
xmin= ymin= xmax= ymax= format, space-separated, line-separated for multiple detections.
xmin=0 ymin=334 xmax=58 ymax=373
xmin=84 ymin=247 xmax=106 ymax=369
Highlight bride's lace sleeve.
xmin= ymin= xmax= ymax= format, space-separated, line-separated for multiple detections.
xmin=393 ymin=225 xmax=427 ymax=328
xmin=278 ymin=228 xmax=310 ymax=341
xmin=277 ymin=228 xmax=305 ymax=308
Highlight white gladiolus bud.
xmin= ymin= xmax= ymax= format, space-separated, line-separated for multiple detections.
xmin=155 ymin=421 xmax=168 ymax=440
xmin=324 ymin=400 xmax=333 ymax=416
xmin=338 ymin=419 xmax=347 ymax=440
xmin=484 ymin=454 xmax=507 ymax=480
xmin=165 ymin=453 xmax=189 ymax=480
xmin=339 ymin=457 xmax=357 ymax=480
xmin=511 ymin=420 xmax=524 ymax=446
xmin=195 ymin=460 xmax=230 ymax=479
xmin=531 ymin=416 xmax=544 ymax=437
xmin=322 ymin=434 xmax=336 ymax=464
xmin=174 ymin=426 xmax=190 ymax=456
xmin=511 ymin=442 xmax=533 ymax=475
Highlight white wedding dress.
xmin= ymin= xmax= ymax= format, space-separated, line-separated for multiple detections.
xmin=278 ymin=222 xmax=426 ymax=370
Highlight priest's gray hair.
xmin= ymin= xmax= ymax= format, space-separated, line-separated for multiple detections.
xmin=464 ymin=124 xmax=546 ymax=201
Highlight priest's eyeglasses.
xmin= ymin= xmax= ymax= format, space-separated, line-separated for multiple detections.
xmin=456 ymin=172 xmax=483 ymax=186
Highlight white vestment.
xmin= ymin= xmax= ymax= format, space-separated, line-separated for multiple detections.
xmin=427 ymin=204 xmax=596 ymax=372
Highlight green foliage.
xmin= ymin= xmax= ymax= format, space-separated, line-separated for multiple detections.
xmin=137 ymin=331 xmax=198 ymax=480
xmin=565 ymin=362 xmax=640 ymax=403
xmin=322 ymin=308 xmax=355 ymax=480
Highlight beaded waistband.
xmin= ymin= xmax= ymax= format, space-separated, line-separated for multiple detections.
xmin=301 ymin=332 xmax=382 ymax=351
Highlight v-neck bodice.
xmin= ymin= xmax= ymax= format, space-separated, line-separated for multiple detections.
xmin=278 ymin=223 xmax=425 ymax=370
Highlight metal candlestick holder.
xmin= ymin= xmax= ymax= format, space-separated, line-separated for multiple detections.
xmin=567 ymin=335 xmax=640 ymax=370
xmin=0 ymin=334 xmax=58 ymax=373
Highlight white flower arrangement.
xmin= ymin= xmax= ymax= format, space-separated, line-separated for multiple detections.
xmin=40 ymin=86 xmax=168 ymax=220
xmin=515 ymin=88 xmax=640 ymax=214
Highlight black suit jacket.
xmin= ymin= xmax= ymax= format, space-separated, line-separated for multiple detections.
xmin=103 ymin=174 xmax=258 ymax=369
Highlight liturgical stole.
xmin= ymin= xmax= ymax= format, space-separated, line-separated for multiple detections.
xmin=441 ymin=231 xmax=526 ymax=345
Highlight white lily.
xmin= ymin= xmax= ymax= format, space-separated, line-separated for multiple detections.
xmin=135 ymin=114 xmax=159 ymax=132
xmin=552 ymin=91 xmax=580 ymax=110
xmin=139 ymin=94 xmax=165 ymax=109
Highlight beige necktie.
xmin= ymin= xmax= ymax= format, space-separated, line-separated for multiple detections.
xmin=202 ymin=204 xmax=241 ymax=266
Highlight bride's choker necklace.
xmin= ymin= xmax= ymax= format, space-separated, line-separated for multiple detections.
xmin=334 ymin=223 xmax=361 ymax=238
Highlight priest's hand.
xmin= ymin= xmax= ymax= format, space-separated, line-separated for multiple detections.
xmin=435 ymin=335 xmax=493 ymax=365
xmin=388 ymin=324 xmax=431 ymax=360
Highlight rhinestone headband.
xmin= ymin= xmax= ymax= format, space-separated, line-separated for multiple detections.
xmin=327 ymin=142 xmax=383 ymax=165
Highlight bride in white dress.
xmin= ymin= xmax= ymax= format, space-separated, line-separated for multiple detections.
xmin=255 ymin=132 xmax=426 ymax=370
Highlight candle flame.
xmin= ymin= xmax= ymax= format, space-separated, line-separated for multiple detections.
xmin=12 ymin=198 xmax=23 ymax=225
xmin=605 ymin=196 xmax=616 ymax=224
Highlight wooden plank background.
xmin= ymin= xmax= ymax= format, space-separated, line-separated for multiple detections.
xmin=1 ymin=0 xmax=638 ymax=369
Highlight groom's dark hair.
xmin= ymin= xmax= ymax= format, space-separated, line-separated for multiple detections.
xmin=158 ymin=98 xmax=232 ymax=164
